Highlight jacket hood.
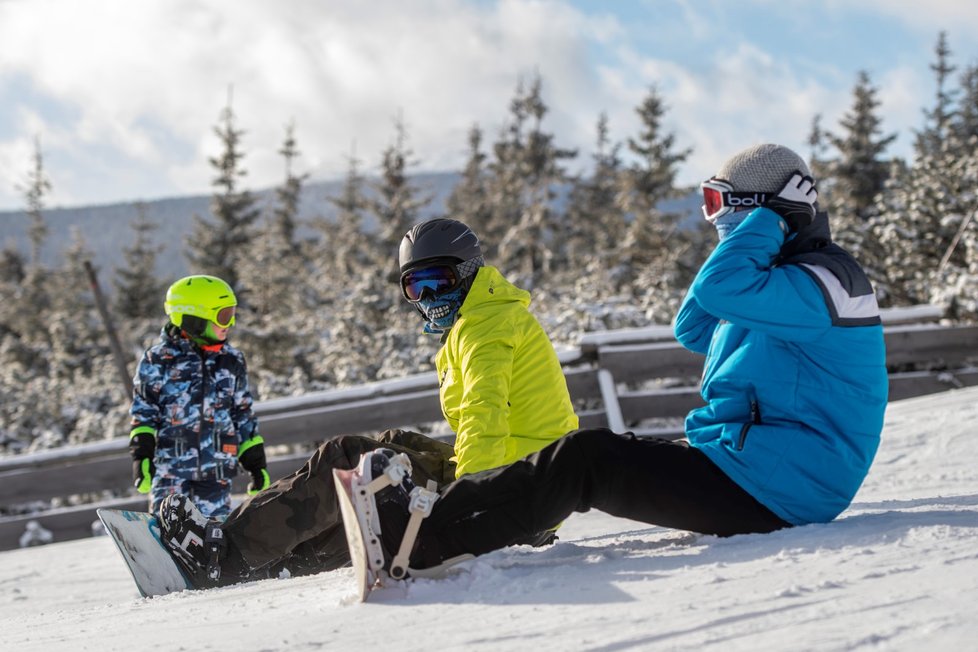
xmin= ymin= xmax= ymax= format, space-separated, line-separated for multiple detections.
xmin=460 ymin=266 xmax=530 ymax=314
xmin=778 ymin=211 xmax=832 ymax=259
xmin=775 ymin=211 xmax=875 ymax=297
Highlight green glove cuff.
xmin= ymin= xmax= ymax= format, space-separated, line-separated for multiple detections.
xmin=136 ymin=458 xmax=152 ymax=494
xmin=129 ymin=426 xmax=157 ymax=439
xmin=238 ymin=435 xmax=265 ymax=458
xmin=247 ymin=468 xmax=271 ymax=496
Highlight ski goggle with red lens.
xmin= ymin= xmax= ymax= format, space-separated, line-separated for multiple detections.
xmin=700 ymin=178 xmax=770 ymax=223
xmin=400 ymin=264 xmax=462 ymax=303
xmin=212 ymin=306 xmax=236 ymax=328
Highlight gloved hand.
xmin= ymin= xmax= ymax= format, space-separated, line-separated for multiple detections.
xmin=129 ymin=431 xmax=156 ymax=494
xmin=238 ymin=437 xmax=270 ymax=495
xmin=764 ymin=171 xmax=818 ymax=234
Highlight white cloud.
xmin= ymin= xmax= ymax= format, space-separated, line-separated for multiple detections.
xmin=0 ymin=0 xmax=968 ymax=210
xmin=0 ymin=0 xmax=626 ymax=208
xmin=850 ymin=0 xmax=978 ymax=33
xmin=598 ymin=37 xmax=850 ymax=184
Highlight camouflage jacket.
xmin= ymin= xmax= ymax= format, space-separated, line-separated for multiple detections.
xmin=130 ymin=324 xmax=259 ymax=481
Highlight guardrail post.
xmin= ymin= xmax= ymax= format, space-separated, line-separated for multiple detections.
xmin=597 ymin=369 xmax=626 ymax=433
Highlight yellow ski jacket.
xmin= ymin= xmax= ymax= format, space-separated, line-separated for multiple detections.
xmin=436 ymin=265 xmax=579 ymax=477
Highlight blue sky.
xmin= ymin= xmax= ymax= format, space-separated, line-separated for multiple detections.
xmin=1 ymin=0 xmax=977 ymax=211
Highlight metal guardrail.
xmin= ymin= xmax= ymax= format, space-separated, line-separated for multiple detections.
xmin=0 ymin=304 xmax=969 ymax=550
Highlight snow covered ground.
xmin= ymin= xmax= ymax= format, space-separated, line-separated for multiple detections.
xmin=2 ymin=388 xmax=977 ymax=651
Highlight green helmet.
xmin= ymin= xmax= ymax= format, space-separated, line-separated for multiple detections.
xmin=164 ymin=275 xmax=237 ymax=330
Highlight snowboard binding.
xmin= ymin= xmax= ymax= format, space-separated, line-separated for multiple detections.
xmin=158 ymin=493 xmax=227 ymax=587
xmin=349 ymin=449 xmax=439 ymax=582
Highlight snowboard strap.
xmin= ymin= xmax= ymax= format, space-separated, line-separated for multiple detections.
xmin=362 ymin=452 xmax=412 ymax=496
xmin=204 ymin=525 xmax=226 ymax=582
xmin=390 ymin=480 xmax=439 ymax=580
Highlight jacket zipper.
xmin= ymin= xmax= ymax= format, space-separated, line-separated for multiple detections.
xmin=197 ymin=347 xmax=206 ymax=480
xmin=737 ymin=395 xmax=761 ymax=451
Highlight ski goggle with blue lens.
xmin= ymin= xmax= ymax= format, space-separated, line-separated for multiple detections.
xmin=400 ymin=264 xmax=462 ymax=303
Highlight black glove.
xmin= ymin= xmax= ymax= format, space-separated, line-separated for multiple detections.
xmin=129 ymin=431 xmax=156 ymax=494
xmin=238 ymin=439 xmax=270 ymax=495
xmin=763 ymin=171 xmax=818 ymax=234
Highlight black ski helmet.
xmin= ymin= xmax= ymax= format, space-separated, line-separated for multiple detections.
xmin=399 ymin=218 xmax=483 ymax=273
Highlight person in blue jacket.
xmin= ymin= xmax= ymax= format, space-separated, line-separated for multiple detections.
xmin=348 ymin=143 xmax=890 ymax=576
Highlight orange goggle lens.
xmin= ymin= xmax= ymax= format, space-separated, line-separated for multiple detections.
xmin=214 ymin=306 xmax=236 ymax=328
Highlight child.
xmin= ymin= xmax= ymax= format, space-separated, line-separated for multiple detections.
xmin=129 ymin=274 xmax=268 ymax=519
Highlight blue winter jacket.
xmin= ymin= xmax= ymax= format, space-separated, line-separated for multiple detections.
xmin=674 ymin=208 xmax=888 ymax=525
xmin=130 ymin=324 xmax=259 ymax=482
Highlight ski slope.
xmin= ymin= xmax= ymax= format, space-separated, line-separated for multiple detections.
xmin=2 ymin=388 xmax=977 ymax=651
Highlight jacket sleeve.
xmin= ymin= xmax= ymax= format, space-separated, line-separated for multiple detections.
xmin=452 ymin=319 xmax=516 ymax=477
xmin=673 ymin=291 xmax=718 ymax=355
xmin=689 ymin=208 xmax=833 ymax=342
xmin=231 ymin=352 xmax=259 ymax=444
xmin=129 ymin=351 xmax=163 ymax=437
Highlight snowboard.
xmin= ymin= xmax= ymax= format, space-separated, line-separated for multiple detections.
xmin=97 ymin=508 xmax=196 ymax=598
xmin=332 ymin=468 xmax=377 ymax=602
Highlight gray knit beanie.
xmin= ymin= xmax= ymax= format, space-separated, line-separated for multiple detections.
xmin=714 ymin=143 xmax=812 ymax=193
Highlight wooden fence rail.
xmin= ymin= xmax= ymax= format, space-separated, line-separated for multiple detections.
xmin=2 ymin=305 xmax=972 ymax=550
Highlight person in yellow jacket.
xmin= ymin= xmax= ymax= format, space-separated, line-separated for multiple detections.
xmin=156 ymin=218 xmax=578 ymax=588
xmin=404 ymin=220 xmax=579 ymax=476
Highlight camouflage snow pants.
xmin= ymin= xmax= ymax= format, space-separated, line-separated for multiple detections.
xmin=221 ymin=429 xmax=457 ymax=576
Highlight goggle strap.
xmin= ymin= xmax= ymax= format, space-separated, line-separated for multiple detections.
xmin=456 ymin=256 xmax=484 ymax=280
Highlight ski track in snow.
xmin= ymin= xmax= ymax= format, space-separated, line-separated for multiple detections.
xmin=2 ymin=389 xmax=977 ymax=651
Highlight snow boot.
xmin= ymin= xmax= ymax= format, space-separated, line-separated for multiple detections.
xmin=157 ymin=493 xmax=228 ymax=588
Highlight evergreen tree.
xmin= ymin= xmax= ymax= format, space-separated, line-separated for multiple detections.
xmin=926 ymin=59 xmax=978 ymax=318
xmin=305 ymin=143 xmax=375 ymax=386
xmin=302 ymin=137 xmax=429 ymax=387
xmin=0 ymin=246 xmax=25 ymax=286
xmin=914 ymin=31 xmax=957 ymax=159
xmin=870 ymin=38 xmax=978 ymax=310
xmin=445 ymin=124 xmax=492 ymax=237
xmin=824 ymin=71 xmax=897 ymax=231
xmin=20 ymin=136 xmax=51 ymax=269
xmin=235 ymin=122 xmax=313 ymax=377
xmin=48 ymin=229 xmax=100 ymax=380
xmin=322 ymin=146 xmax=372 ymax=279
xmin=807 ymin=113 xmax=831 ymax=182
xmin=483 ymin=122 xmax=526 ymax=249
xmin=273 ymin=120 xmax=308 ymax=249
xmin=186 ymin=92 xmax=261 ymax=292
xmin=495 ymin=75 xmax=577 ymax=283
xmin=565 ymin=112 xmax=624 ymax=263
xmin=814 ymin=69 xmax=898 ymax=291
xmin=113 ymin=204 xmax=166 ymax=321
xmin=954 ymin=63 xmax=978 ymax=143
xmin=615 ymin=86 xmax=693 ymax=304
xmin=4 ymin=137 xmax=55 ymax=350
xmin=368 ymin=114 xmax=431 ymax=281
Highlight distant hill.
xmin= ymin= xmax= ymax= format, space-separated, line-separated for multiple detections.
xmin=0 ymin=171 xmax=461 ymax=283
xmin=0 ymin=171 xmax=703 ymax=287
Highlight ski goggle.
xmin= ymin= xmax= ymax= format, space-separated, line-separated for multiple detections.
xmin=211 ymin=305 xmax=236 ymax=328
xmin=700 ymin=178 xmax=769 ymax=223
xmin=400 ymin=264 xmax=461 ymax=303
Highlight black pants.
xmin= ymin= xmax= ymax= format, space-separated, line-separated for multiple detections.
xmin=223 ymin=430 xmax=457 ymax=574
xmin=413 ymin=428 xmax=790 ymax=568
